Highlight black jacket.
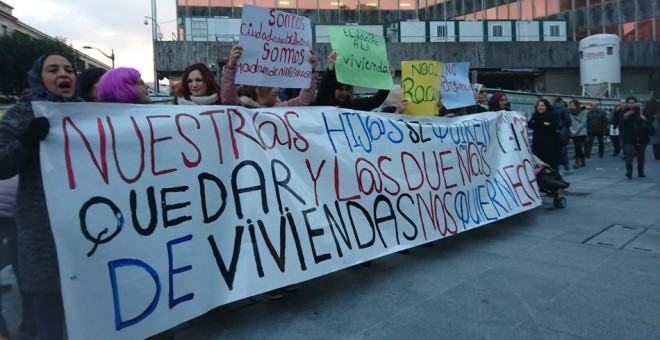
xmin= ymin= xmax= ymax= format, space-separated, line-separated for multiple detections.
xmin=315 ymin=69 xmax=390 ymax=111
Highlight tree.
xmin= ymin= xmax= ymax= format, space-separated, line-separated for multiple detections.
xmin=0 ymin=31 xmax=79 ymax=98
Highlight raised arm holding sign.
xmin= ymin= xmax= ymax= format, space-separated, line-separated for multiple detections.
xmin=234 ymin=5 xmax=314 ymax=89
xmin=326 ymin=27 xmax=394 ymax=90
xmin=315 ymin=51 xmax=391 ymax=110
xmin=440 ymin=62 xmax=474 ymax=110
xmin=401 ymin=60 xmax=443 ymax=116
xmin=221 ymin=44 xmax=318 ymax=108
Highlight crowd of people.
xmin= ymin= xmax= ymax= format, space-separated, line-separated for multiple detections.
xmin=528 ymin=95 xmax=658 ymax=178
xmin=0 ymin=50 xmax=658 ymax=339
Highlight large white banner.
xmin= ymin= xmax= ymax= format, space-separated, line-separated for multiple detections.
xmin=35 ymin=102 xmax=540 ymax=339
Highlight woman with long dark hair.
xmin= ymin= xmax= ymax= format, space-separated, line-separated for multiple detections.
xmin=174 ymin=63 xmax=222 ymax=105
xmin=528 ymin=99 xmax=563 ymax=170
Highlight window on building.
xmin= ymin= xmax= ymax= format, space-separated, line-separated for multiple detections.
xmin=378 ymin=0 xmax=399 ymax=10
xmin=255 ymin=0 xmax=275 ymax=7
xmin=437 ymin=25 xmax=447 ymax=38
xmin=210 ymin=0 xmax=231 ymax=7
xmin=298 ymin=0 xmax=317 ymax=9
xmin=508 ymin=2 xmax=519 ymax=20
xmin=492 ymin=25 xmax=503 ymax=37
xmin=276 ymin=0 xmax=296 ymax=9
xmin=191 ymin=19 xmax=208 ymax=38
xmin=520 ymin=0 xmax=533 ymax=20
xmin=549 ymin=24 xmax=560 ymax=37
xmin=622 ymin=22 xmax=636 ymax=42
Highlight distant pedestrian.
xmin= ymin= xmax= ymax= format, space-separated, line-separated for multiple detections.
xmin=569 ymin=99 xmax=588 ymax=168
xmin=610 ymin=99 xmax=627 ymax=157
xmin=585 ymin=102 xmax=608 ymax=158
xmin=552 ymin=97 xmax=571 ymax=171
xmin=619 ymin=96 xmax=654 ymax=178
xmin=643 ymin=98 xmax=660 ymax=160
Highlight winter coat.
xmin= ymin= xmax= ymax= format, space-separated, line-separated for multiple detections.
xmin=0 ymin=55 xmax=82 ymax=293
xmin=220 ymin=65 xmax=317 ymax=107
xmin=315 ymin=69 xmax=390 ymax=111
xmin=570 ymin=109 xmax=588 ymax=137
xmin=552 ymin=103 xmax=571 ymax=141
xmin=620 ymin=107 xmax=655 ymax=146
xmin=0 ymin=176 xmax=18 ymax=218
xmin=528 ymin=109 xmax=563 ymax=169
xmin=587 ymin=108 xmax=608 ymax=134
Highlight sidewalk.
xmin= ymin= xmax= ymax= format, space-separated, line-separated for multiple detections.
xmin=2 ymin=146 xmax=659 ymax=339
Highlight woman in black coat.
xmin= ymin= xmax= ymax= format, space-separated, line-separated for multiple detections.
xmin=315 ymin=51 xmax=390 ymax=111
xmin=528 ymin=99 xmax=563 ymax=170
xmin=619 ymin=96 xmax=655 ymax=178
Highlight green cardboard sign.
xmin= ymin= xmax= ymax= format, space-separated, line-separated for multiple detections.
xmin=328 ymin=27 xmax=393 ymax=90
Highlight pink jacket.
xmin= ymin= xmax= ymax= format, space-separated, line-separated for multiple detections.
xmin=220 ymin=65 xmax=317 ymax=107
xmin=0 ymin=176 xmax=18 ymax=217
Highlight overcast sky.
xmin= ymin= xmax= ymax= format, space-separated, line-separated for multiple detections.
xmin=8 ymin=0 xmax=178 ymax=86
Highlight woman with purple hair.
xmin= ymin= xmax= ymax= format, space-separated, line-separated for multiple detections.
xmin=97 ymin=67 xmax=151 ymax=104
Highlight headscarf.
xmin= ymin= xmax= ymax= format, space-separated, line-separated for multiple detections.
xmin=472 ymin=83 xmax=485 ymax=94
xmin=488 ymin=92 xmax=509 ymax=111
xmin=472 ymin=83 xmax=489 ymax=110
xmin=21 ymin=53 xmax=83 ymax=104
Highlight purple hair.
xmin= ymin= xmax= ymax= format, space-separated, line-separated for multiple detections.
xmin=97 ymin=67 xmax=143 ymax=103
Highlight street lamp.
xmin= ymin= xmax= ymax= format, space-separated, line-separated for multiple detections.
xmin=82 ymin=45 xmax=115 ymax=69
xmin=145 ymin=0 xmax=162 ymax=93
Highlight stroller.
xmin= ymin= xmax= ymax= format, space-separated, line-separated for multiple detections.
xmin=536 ymin=165 xmax=570 ymax=208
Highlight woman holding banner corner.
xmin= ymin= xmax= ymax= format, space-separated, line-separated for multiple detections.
xmin=0 ymin=53 xmax=83 ymax=340
xmin=220 ymin=45 xmax=318 ymax=108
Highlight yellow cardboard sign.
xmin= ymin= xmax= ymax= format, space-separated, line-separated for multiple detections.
xmin=401 ymin=60 xmax=443 ymax=116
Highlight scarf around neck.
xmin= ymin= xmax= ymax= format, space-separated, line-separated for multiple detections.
xmin=176 ymin=93 xmax=219 ymax=105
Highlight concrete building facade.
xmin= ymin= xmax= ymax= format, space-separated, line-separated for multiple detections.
xmin=156 ymin=0 xmax=660 ymax=97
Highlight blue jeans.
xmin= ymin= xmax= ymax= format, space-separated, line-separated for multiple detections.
xmin=32 ymin=292 xmax=65 ymax=340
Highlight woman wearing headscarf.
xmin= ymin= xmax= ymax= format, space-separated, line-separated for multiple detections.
xmin=527 ymin=99 xmax=563 ymax=170
xmin=0 ymin=53 xmax=83 ymax=340
xmin=174 ymin=63 xmax=222 ymax=105
xmin=466 ymin=83 xmax=489 ymax=114
xmin=487 ymin=92 xmax=510 ymax=111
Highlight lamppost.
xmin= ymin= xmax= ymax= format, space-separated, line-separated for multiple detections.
xmin=145 ymin=0 xmax=162 ymax=93
xmin=82 ymin=45 xmax=115 ymax=69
